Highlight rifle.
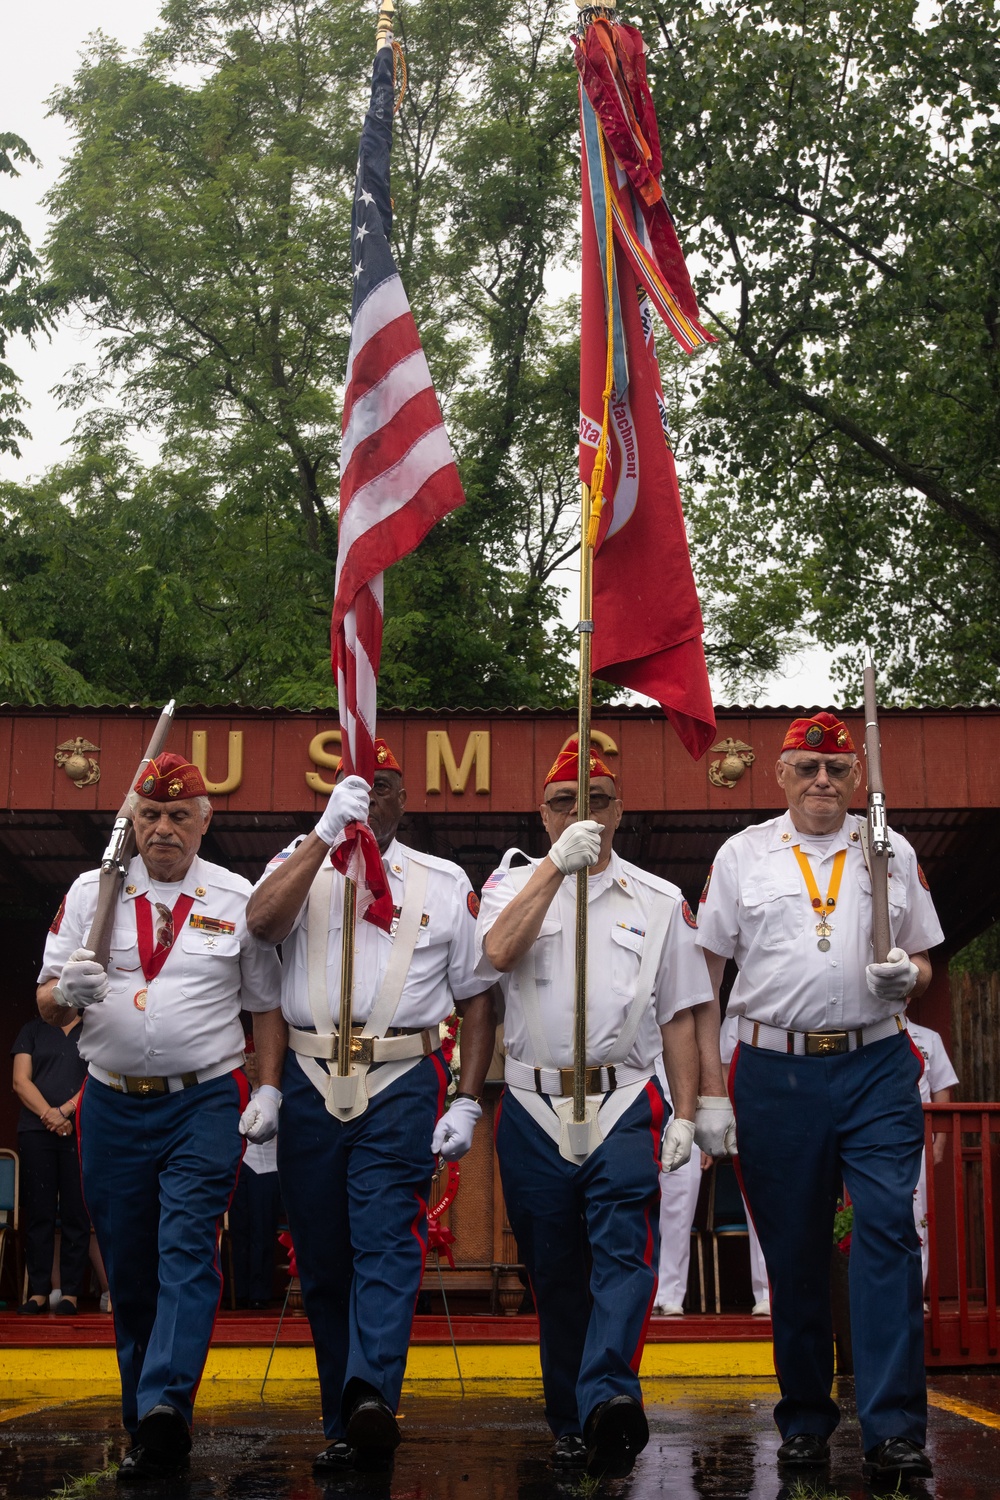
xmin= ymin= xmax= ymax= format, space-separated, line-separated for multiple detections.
xmin=862 ymin=657 xmax=893 ymax=964
xmin=85 ymin=701 xmax=177 ymax=970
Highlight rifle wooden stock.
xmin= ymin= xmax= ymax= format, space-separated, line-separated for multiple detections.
xmin=862 ymin=664 xmax=892 ymax=964
xmin=85 ymin=701 xmax=176 ymax=969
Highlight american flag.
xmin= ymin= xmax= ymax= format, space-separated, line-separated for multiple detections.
xmin=332 ymin=44 xmax=465 ymax=782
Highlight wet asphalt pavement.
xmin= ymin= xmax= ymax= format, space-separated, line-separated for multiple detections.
xmin=1 ymin=1376 xmax=998 ymax=1500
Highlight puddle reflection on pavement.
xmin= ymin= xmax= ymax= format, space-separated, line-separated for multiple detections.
xmin=1 ymin=1376 xmax=995 ymax=1499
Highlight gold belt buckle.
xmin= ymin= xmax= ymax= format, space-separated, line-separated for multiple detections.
xmin=333 ymin=1033 xmax=375 ymax=1065
xmin=556 ymin=1066 xmax=606 ymax=1094
xmin=804 ymin=1031 xmax=849 ymax=1057
xmin=127 ymin=1075 xmax=166 ymax=1096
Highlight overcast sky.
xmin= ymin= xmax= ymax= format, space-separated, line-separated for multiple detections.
xmin=2 ymin=1 xmax=837 ymax=708
xmin=3 ymin=2 xmax=165 ymax=484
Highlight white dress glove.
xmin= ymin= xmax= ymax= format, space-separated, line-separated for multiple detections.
xmin=866 ymin=947 xmax=919 ymax=1004
xmin=315 ymin=774 xmax=371 ymax=846
xmin=431 ymin=1095 xmax=482 ymax=1161
xmin=239 ymin=1084 xmax=282 ymax=1144
xmin=53 ymin=948 xmax=109 ymax=1009
xmin=694 ymin=1096 xmax=738 ymax=1156
xmin=548 ymin=820 xmax=602 ymax=876
xmin=661 ymin=1117 xmax=696 ymax=1172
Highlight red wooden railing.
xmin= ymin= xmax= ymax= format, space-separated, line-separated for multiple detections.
xmin=924 ymin=1102 xmax=1000 ymax=1365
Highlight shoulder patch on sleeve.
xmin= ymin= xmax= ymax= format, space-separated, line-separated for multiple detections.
xmin=49 ymin=895 xmax=67 ymax=935
xmin=483 ymin=869 xmax=508 ymax=891
xmin=682 ymin=899 xmax=698 ymax=929
xmin=467 ymin=891 xmax=481 ymax=919
xmin=917 ymin=864 xmax=930 ymax=891
xmin=699 ymin=865 xmax=713 ymax=905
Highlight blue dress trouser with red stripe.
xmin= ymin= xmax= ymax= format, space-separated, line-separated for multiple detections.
xmin=277 ymin=1051 xmax=449 ymax=1440
xmin=730 ymin=1031 xmax=926 ymax=1453
xmin=495 ymin=1082 xmax=664 ymax=1439
xmin=79 ymin=1071 xmax=247 ymax=1434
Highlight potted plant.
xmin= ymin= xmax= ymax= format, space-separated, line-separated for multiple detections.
xmin=831 ymin=1199 xmax=853 ymax=1374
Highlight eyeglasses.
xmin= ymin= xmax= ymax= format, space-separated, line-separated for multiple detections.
xmin=544 ymin=792 xmax=614 ymax=814
xmin=786 ymin=759 xmax=854 ymax=782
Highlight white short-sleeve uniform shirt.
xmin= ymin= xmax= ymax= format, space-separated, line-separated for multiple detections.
xmin=696 ymin=811 xmax=943 ymax=1033
xmin=906 ymin=1021 xmax=959 ymax=1105
xmin=475 ymin=849 xmax=712 ymax=1140
xmin=257 ymin=836 xmax=483 ymax=1031
xmin=39 ymin=854 xmax=282 ymax=1077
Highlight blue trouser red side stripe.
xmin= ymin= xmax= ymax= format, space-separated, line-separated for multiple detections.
xmin=277 ymin=1052 xmax=449 ymax=1440
xmin=730 ymin=1031 xmax=926 ymax=1452
xmin=79 ymin=1070 xmax=248 ymax=1434
xmin=495 ymin=1081 xmax=664 ymax=1439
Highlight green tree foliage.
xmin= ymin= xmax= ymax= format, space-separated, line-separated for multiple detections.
xmin=639 ymin=0 xmax=1000 ymax=702
xmin=0 ymin=133 xmax=53 ymax=459
xmin=0 ymin=440 xmax=332 ymax=703
xmin=16 ymin=0 xmax=994 ymax=709
xmin=950 ymin=920 xmax=1000 ymax=977
xmin=12 ymin=0 xmax=581 ymax=708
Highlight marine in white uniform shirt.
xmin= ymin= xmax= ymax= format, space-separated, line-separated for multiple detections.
xmin=40 ymin=853 xmax=279 ymax=1076
xmin=476 ymin=849 xmax=713 ymax=1138
xmin=697 ymin=810 xmax=943 ymax=1031
xmin=907 ymin=1021 xmax=959 ymax=1106
xmin=264 ymin=833 xmax=484 ymax=1040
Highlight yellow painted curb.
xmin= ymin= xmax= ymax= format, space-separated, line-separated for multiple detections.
xmin=927 ymin=1389 xmax=1000 ymax=1431
xmin=0 ymin=1340 xmax=774 ymax=1388
xmin=640 ymin=1343 xmax=775 ymax=1378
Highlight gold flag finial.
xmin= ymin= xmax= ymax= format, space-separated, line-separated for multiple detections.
xmin=376 ymin=0 xmax=395 ymax=47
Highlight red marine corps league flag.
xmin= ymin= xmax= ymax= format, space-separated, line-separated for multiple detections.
xmin=331 ymin=41 xmax=465 ymax=919
xmin=575 ymin=16 xmax=716 ymax=759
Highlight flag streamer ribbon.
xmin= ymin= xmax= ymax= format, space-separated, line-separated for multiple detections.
xmin=570 ymin=6 xmax=718 ymax=1122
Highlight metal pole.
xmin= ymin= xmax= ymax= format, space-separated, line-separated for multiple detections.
xmin=862 ymin=653 xmax=893 ymax=964
xmin=574 ymin=482 xmax=595 ymax=1124
xmin=337 ymin=875 xmax=357 ymax=1076
xmin=332 ymin=0 xmax=397 ymax=1082
xmin=376 ymin=0 xmax=394 ymax=47
xmin=435 ymin=1255 xmax=465 ymax=1396
xmin=259 ymin=1281 xmax=293 ymax=1401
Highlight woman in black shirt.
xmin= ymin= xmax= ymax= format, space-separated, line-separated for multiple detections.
xmin=11 ymin=1014 xmax=90 ymax=1313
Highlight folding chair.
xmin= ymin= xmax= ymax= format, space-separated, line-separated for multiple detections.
xmin=0 ymin=1148 xmax=21 ymax=1305
xmin=706 ymin=1158 xmax=749 ymax=1314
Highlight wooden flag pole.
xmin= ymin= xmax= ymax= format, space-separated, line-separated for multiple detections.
xmin=573 ymin=481 xmax=595 ymax=1128
xmin=335 ymin=0 xmax=397 ymax=1084
xmin=570 ymin=0 xmax=617 ymax=1139
xmin=337 ymin=875 xmax=357 ymax=1078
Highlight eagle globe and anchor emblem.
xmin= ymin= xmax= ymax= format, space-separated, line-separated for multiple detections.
xmin=708 ymin=738 xmax=756 ymax=789
xmin=54 ymin=737 xmax=102 ymax=788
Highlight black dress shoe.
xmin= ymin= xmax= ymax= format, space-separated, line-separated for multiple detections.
xmin=776 ymin=1433 xmax=830 ymax=1467
xmin=552 ymin=1433 xmax=587 ymax=1469
xmin=584 ymin=1395 xmax=649 ymax=1479
xmin=135 ymin=1404 xmax=192 ymax=1460
xmin=345 ymin=1393 xmax=401 ymax=1456
xmin=54 ymin=1298 xmax=78 ymax=1315
xmin=117 ymin=1445 xmax=189 ymax=1484
xmin=18 ymin=1299 xmax=46 ymax=1315
xmin=314 ymin=1441 xmax=357 ymax=1473
xmin=863 ymin=1437 xmax=933 ymax=1479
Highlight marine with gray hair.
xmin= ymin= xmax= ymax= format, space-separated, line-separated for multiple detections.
xmin=37 ymin=752 xmax=284 ymax=1484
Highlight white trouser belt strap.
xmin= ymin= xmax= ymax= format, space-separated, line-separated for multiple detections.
xmin=287 ymin=1024 xmax=440 ymax=1065
xmin=504 ymin=1056 xmax=652 ymax=1097
xmin=89 ymin=1056 xmax=244 ymax=1095
xmin=737 ymin=1012 xmax=906 ymax=1057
